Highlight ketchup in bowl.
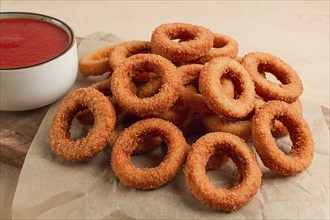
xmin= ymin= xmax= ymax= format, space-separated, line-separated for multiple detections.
xmin=0 ymin=12 xmax=77 ymax=111
xmin=0 ymin=17 xmax=70 ymax=69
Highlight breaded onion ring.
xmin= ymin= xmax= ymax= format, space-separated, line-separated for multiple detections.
xmin=75 ymin=76 xmax=136 ymax=125
xmin=201 ymin=98 xmax=302 ymax=141
xmin=252 ymin=101 xmax=313 ymax=176
xmin=50 ymin=88 xmax=116 ymax=162
xmin=109 ymin=41 xmax=157 ymax=83
xmin=184 ymin=132 xmax=262 ymax=212
xmin=109 ymin=40 xmax=152 ymax=70
xmin=199 ymin=98 xmax=264 ymax=141
xmin=199 ymin=57 xmax=255 ymax=118
xmin=201 ymin=114 xmax=253 ymax=141
xmin=151 ymin=23 xmax=214 ymax=62
xmin=195 ymin=33 xmax=239 ymax=64
xmin=79 ymin=45 xmax=116 ymax=76
xmin=242 ymin=52 xmax=303 ymax=102
xmin=111 ymin=118 xmax=188 ymax=189
xmin=178 ymin=64 xmax=235 ymax=114
xmin=75 ymin=78 xmax=113 ymax=125
xmin=111 ymin=54 xmax=181 ymax=117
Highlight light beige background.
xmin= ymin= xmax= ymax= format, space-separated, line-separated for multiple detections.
xmin=0 ymin=1 xmax=329 ymax=219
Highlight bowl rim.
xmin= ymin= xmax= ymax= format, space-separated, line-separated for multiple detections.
xmin=0 ymin=11 xmax=76 ymax=71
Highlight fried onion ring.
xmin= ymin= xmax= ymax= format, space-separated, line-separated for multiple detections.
xmin=199 ymin=98 xmax=265 ymax=141
xmin=151 ymin=23 xmax=214 ymax=62
xmin=252 ymin=101 xmax=313 ymax=176
xmin=109 ymin=40 xmax=152 ymax=70
xmin=50 ymin=88 xmax=116 ymax=162
xmin=178 ymin=64 xmax=235 ymax=114
xmin=111 ymin=118 xmax=188 ymax=189
xmin=199 ymin=57 xmax=255 ymax=118
xmin=201 ymin=98 xmax=302 ymax=141
xmin=201 ymin=114 xmax=253 ymax=141
xmin=75 ymin=76 xmax=136 ymax=125
xmin=195 ymin=33 xmax=239 ymax=64
xmin=111 ymin=54 xmax=181 ymax=117
xmin=184 ymin=132 xmax=262 ymax=212
xmin=79 ymin=45 xmax=116 ymax=76
xmin=242 ymin=52 xmax=303 ymax=102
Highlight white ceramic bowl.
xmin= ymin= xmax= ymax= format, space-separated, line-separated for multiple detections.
xmin=0 ymin=12 xmax=78 ymax=111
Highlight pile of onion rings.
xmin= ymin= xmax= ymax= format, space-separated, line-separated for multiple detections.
xmin=50 ymin=22 xmax=314 ymax=213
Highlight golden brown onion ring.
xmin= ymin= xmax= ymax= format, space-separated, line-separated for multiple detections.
xmin=178 ymin=64 xmax=235 ymax=114
xmin=195 ymin=33 xmax=239 ymax=64
xmin=199 ymin=57 xmax=255 ymax=118
xmin=151 ymin=23 xmax=214 ymax=62
xmin=79 ymin=45 xmax=116 ymax=76
xmin=111 ymin=54 xmax=181 ymax=117
xmin=50 ymin=88 xmax=116 ymax=162
xmin=75 ymin=76 xmax=136 ymax=125
xmin=242 ymin=52 xmax=303 ymax=102
xmin=184 ymin=132 xmax=262 ymax=212
xmin=201 ymin=98 xmax=302 ymax=141
xmin=252 ymin=100 xmax=313 ymax=176
xmin=111 ymin=118 xmax=188 ymax=189
xmin=109 ymin=40 xmax=152 ymax=70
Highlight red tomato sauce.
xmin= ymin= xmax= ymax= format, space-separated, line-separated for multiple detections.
xmin=0 ymin=18 xmax=70 ymax=69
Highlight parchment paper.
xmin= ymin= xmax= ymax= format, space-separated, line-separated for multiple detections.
xmin=12 ymin=39 xmax=330 ymax=219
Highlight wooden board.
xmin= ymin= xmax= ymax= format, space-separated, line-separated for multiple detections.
xmin=0 ymin=106 xmax=49 ymax=167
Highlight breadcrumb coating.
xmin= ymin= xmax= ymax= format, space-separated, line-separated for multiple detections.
xmin=242 ymin=52 xmax=303 ymax=102
xmin=111 ymin=54 xmax=181 ymax=117
xmin=151 ymin=23 xmax=214 ymax=62
xmin=50 ymin=88 xmax=116 ymax=162
xmin=199 ymin=57 xmax=256 ymax=118
xmin=252 ymin=101 xmax=313 ymax=175
xmin=79 ymin=45 xmax=116 ymax=76
xmin=111 ymin=118 xmax=188 ymax=189
xmin=184 ymin=132 xmax=262 ymax=212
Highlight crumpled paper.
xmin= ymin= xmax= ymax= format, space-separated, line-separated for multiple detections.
xmin=12 ymin=39 xmax=330 ymax=219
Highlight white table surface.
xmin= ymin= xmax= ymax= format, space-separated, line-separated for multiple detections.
xmin=0 ymin=1 xmax=329 ymax=219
